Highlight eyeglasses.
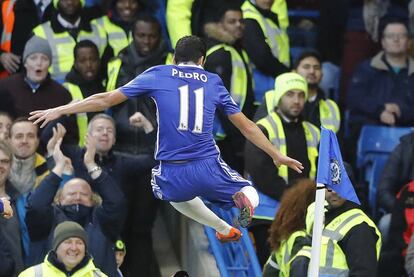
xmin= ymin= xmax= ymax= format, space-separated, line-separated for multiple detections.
xmin=383 ymin=33 xmax=408 ymax=40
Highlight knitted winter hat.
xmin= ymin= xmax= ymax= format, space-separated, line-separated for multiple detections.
xmin=273 ymin=72 xmax=308 ymax=108
xmin=53 ymin=221 xmax=87 ymax=251
xmin=22 ymin=36 xmax=52 ymax=63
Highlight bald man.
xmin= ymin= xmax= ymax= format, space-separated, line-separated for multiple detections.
xmin=25 ymin=136 xmax=126 ymax=277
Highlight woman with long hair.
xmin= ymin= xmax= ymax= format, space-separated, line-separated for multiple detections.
xmin=263 ymin=178 xmax=316 ymax=277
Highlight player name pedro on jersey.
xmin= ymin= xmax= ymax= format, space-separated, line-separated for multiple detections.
xmin=171 ymin=68 xmax=208 ymax=83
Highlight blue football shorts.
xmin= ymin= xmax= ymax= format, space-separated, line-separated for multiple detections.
xmin=151 ymin=156 xmax=252 ymax=209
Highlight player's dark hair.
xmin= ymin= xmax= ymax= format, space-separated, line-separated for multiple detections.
xmin=73 ymin=40 xmax=99 ymax=60
xmin=292 ymin=49 xmax=322 ymax=70
xmin=174 ymin=35 xmax=206 ymax=64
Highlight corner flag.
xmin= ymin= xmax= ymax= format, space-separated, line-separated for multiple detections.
xmin=316 ymin=127 xmax=360 ymax=205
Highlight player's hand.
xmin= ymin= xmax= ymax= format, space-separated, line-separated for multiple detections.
xmin=273 ymin=155 xmax=304 ymax=173
xmin=29 ymin=108 xmax=63 ymax=128
xmin=0 ymin=52 xmax=20 ymax=73
xmin=1 ymin=198 xmax=13 ymax=219
xmin=47 ymin=123 xmax=67 ymax=156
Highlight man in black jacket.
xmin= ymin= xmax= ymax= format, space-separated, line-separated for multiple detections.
xmin=290 ymin=190 xmax=381 ymax=276
xmin=31 ymin=0 xmax=106 ymax=82
xmin=378 ymin=132 xmax=414 ymax=214
xmin=106 ymin=14 xmax=168 ymax=157
xmin=322 ymin=190 xmax=381 ymax=276
xmin=376 ymin=131 xmax=414 ymax=250
xmin=25 ymin=132 xmax=126 ymax=277
xmin=204 ymin=5 xmax=255 ymax=174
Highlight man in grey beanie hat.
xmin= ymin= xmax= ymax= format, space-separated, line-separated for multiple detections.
xmin=52 ymin=221 xmax=87 ymax=251
xmin=22 ymin=36 xmax=53 ymax=84
xmin=23 ymin=36 xmax=52 ymax=64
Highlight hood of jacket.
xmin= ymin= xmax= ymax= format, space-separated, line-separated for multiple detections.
xmin=370 ymin=51 xmax=414 ymax=75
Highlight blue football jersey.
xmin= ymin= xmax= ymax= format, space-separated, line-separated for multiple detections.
xmin=119 ymin=64 xmax=241 ymax=161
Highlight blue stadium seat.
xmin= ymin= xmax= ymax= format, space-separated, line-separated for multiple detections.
xmin=357 ymin=125 xmax=414 ymax=215
xmin=204 ymin=205 xmax=262 ymax=277
xmin=288 ymin=10 xmax=320 ymax=18
xmin=252 ymin=69 xmax=274 ymax=105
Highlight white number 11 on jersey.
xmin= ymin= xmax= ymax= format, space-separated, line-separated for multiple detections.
xmin=178 ymin=85 xmax=204 ymax=133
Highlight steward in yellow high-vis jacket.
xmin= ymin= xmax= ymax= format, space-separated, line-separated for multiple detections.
xmin=32 ymin=0 xmax=107 ymax=82
xmin=63 ymin=40 xmax=105 ymax=147
xmin=300 ymin=191 xmax=382 ymax=277
xmin=245 ymin=73 xmax=320 ymax=266
xmin=19 ymin=221 xmax=107 ymax=277
xmin=241 ymin=0 xmax=290 ymax=77
xmin=204 ymin=5 xmax=255 ymax=174
xmin=91 ymin=0 xmax=148 ymax=57
xmin=255 ymin=50 xmax=341 ymax=133
xmin=262 ymin=179 xmax=315 ymax=273
xmin=105 ymin=14 xmax=167 ymax=155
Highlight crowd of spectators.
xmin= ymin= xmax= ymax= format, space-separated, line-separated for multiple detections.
xmin=1 ymin=0 xmax=414 ymax=276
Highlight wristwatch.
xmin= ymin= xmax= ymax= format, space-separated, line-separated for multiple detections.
xmin=88 ymin=166 xmax=101 ymax=175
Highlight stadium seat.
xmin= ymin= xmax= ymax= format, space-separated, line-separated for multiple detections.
xmin=252 ymin=69 xmax=274 ymax=105
xmin=204 ymin=204 xmax=262 ymax=277
xmin=357 ymin=125 xmax=414 ymax=215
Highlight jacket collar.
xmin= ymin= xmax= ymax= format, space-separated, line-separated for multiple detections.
xmin=46 ymin=251 xmax=92 ymax=274
xmin=50 ymin=12 xmax=93 ymax=33
xmin=370 ymin=51 xmax=414 ymax=75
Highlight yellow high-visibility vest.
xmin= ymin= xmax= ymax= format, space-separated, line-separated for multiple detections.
xmin=18 ymin=255 xmax=107 ymax=277
xmin=166 ymin=0 xmax=193 ymax=48
xmin=63 ymin=82 xmax=88 ymax=146
xmin=33 ymin=21 xmax=107 ymax=82
xmin=264 ymin=90 xmax=341 ymax=133
xmin=256 ymin=111 xmax=319 ymax=182
xmin=106 ymin=58 xmax=122 ymax=91
xmin=242 ymin=0 xmax=290 ymax=66
xmin=92 ymin=16 xmax=131 ymax=56
xmin=319 ymin=209 xmax=382 ymax=276
xmin=206 ymin=43 xmax=250 ymax=110
xmin=275 ymin=230 xmax=308 ymax=276
xmin=320 ymin=99 xmax=340 ymax=133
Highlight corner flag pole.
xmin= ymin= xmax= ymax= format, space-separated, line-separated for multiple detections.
xmin=308 ymin=183 xmax=326 ymax=277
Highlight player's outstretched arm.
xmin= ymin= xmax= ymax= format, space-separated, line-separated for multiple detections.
xmin=29 ymin=89 xmax=128 ymax=128
xmin=228 ymin=112 xmax=304 ymax=173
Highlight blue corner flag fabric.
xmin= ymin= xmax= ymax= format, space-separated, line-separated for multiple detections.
xmin=316 ymin=127 xmax=361 ymax=205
